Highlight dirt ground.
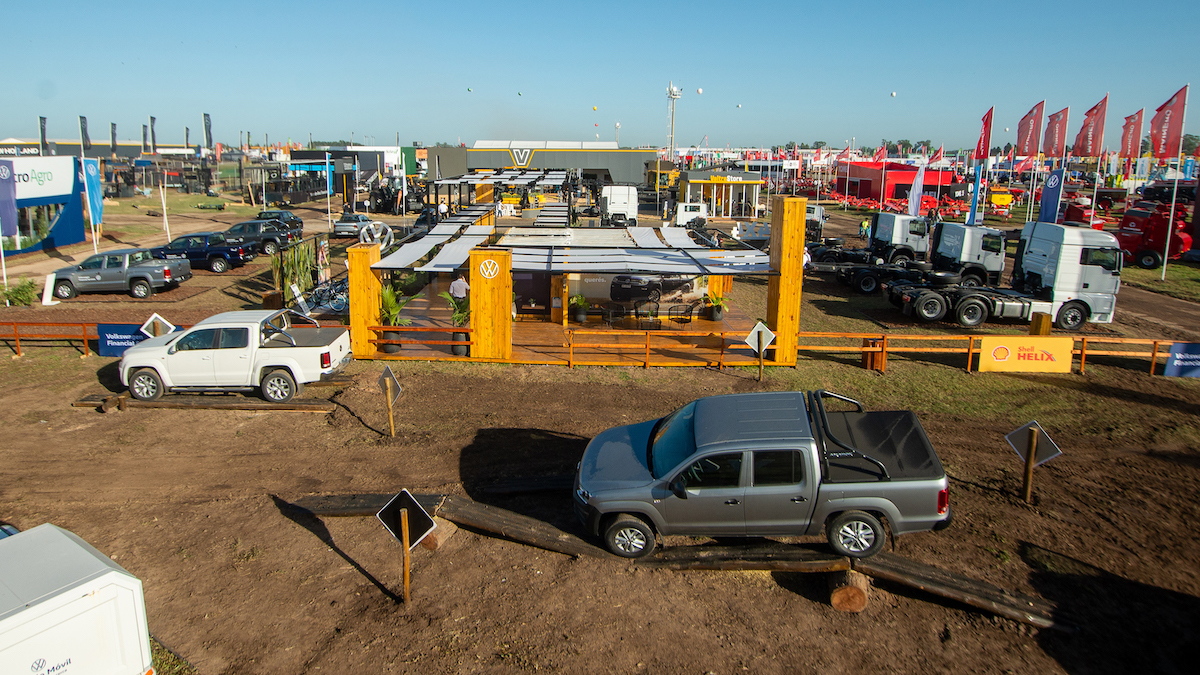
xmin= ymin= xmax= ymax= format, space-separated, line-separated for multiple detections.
xmin=2 ymin=203 xmax=1199 ymax=674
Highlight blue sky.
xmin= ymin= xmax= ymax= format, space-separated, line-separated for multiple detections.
xmin=4 ymin=0 xmax=1197 ymax=151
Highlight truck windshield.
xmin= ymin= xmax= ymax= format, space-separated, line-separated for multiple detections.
xmin=648 ymin=402 xmax=697 ymax=478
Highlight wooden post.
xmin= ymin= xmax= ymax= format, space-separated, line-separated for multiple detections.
xmin=757 ymin=332 xmax=764 ymax=381
xmin=385 ymin=378 xmax=395 ymax=437
xmin=1022 ymin=426 xmax=1039 ymax=504
xmin=828 ymin=570 xmax=871 ymax=613
xmin=1029 ymin=312 xmax=1052 ymax=336
xmin=766 ymin=196 xmax=806 ymax=364
xmin=467 ymin=249 xmax=513 ymax=360
xmin=348 ymin=243 xmax=382 ymax=359
xmin=400 ymin=508 xmax=411 ymax=604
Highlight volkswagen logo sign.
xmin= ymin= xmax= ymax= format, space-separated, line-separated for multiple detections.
xmin=31 ymin=659 xmax=46 ymax=672
xmin=0 ymin=165 xmax=10 ymax=180
xmin=1046 ymin=174 xmax=1059 ymax=188
xmin=87 ymin=163 xmax=98 ymax=176
xmin=479 ymin=258 xmax=500 ymax=279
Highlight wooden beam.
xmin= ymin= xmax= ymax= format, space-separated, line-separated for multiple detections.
xmin=766 ymin=195 xmax=805 ymax=365
xmin=348 ymin=243 xmax=382 ymax=359
xmin=852 ymin=553 xmax=1069 ymax=630
xmin=636 ymin=544 xmax=849 ymax=573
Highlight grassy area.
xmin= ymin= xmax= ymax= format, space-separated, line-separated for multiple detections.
xmin=152 ymin=638 xmax=198 ymax=675
xmin=102 ymin=189 xmax=261 ymax=220
xmin=1120 ymin=259 xmax=1200 ymax=302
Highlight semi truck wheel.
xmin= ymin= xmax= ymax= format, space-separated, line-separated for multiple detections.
xmin=913 ymin=292 xmax=947 ymax=322
xmin=819 ymin=252 xmax=840 ymax=263
xmin=954 ymin=297 xmax=989 ymax=327
xmin=890 ymin=252 xmax=912 ymax=264
xmin=926 ymin=271 xmax=960 ymax=287
xmin=604 ymin=514 xmax=656 ymax=558
xmin=959 ymin=273 xmax=984 ymax=287
xmin=1055 ymin=302 xmax=1088 ymax=331
xmin=828 ymin=511 xmax=885 ymax=558
xmin=1135 ymin=250 xmax=1162 ymax=269
xmin=853 ymin=271 xmax=880 ymax=294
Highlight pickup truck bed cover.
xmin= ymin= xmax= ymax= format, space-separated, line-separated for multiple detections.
xmin=821 ymin=410 xmax=944 ymax=482
xmin=264 ymin=326 xmax=348 ymax=348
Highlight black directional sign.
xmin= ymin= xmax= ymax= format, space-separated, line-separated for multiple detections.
xmin=376 ymin=489 xmax=436 ymax=550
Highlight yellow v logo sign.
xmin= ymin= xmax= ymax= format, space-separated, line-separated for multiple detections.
xmin=511 ymin=148 xmax=532 ymax=166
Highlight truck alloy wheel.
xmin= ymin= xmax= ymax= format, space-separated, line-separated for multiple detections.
xmin=130 ymin=280 xmax=151 ymax=299
xmin=129 ymin=369 xmax=164 ymax=401
xmin=262 ymin=241 xmax=279 ymax=256
xmin=1055 ymin=302 xmax=1087 ymax=331
xmin=954 ymin=297 xmax=988 ymax=327
xmin=260 ymin=369 xmax=297 ymax=403
xmin=604 ymin=515 xmax=656 ymax=558
xmin=827 ymin=510 xmax=885 ymax=558
xmin=53 ymin=280 xmax=76 ymax=299
xmin=210 ymin=257 xmax=228 ymax=273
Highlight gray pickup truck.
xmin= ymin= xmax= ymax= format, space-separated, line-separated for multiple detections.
xmin=574 ymin=390 xmax=951 ymax=559
xmin=52 ymin=249 xmax=193 ymax=299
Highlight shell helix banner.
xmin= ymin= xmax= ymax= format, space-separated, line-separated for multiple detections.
xmin=978 ymin=336 xmax=1074 ymax=373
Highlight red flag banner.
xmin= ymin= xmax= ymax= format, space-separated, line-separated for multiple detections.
xmin=931 ymin=145 xmax=944 ymax=163
xmin=1013 ymin=155 xmax=1035 ymax=174
xmin=814 ymin=146 xmax=822 ymax=161
xmin=1043 ymin=108 xmax=1070 ymax=158
xmin=976 ymin=107 xmax=994 ymax=161
xmin=1120 ymin=109 xmax=1144 ymax=158
xmin=1017 ymin=101 xmax=1045 ymax=156
xmin=872 ymin=146 xmax=886 ymax=162
xmin=1073 ymin=95 xmax=1108 ymax=158
xmin=1149 ymin=85 xmax=1188 ymax=158
xmin=836 ymin=146 xmax=850 ymax=160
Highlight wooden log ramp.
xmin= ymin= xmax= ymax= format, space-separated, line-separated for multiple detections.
xmin=637 ymin=543 xmax=849 ymax=573
xmin=852 ymin=553 xmax=1070 ymax=631
xmin=73 ymin=393 xmax=336 ymax=413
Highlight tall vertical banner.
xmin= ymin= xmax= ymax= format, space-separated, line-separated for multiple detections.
xmin=976 ymin=107 xmax=994 ymax=162
xmin=110 ymin=123 xmax=117 ymax=156
xmin=185 ymin=127 xmax=190 ymax=150
xmin=79 ymin=116 xmax=92 ymax=152
xmin=38 ymin=117 xmax=49 ymax=156
xmin=82 ymin=158 xmax=104 ymax=228
xmin=203 ymin=113 xmax=213 ymax=149
xmin=149 ymin=116 xmax=158 ymax=154
xmin=1073 ymin=95 xmax=1108 ymax=158
xmin=1150 ymin=85 xmax=1188 ymax=158
xmin=141 ymin=125 xmax=149 ymax=154
xmin=1120 ymin=110 xmax=1144 ymax=158
xmin=907 ymin=164 xmax=926 ymax=217
xmin=0 ymin=160 xmax=16 ymax=238
xmin=1037 ymin=169 xmax=1066 ymax=223
xmin=1043 ymin=108 xmax=1069 ymax=158
xmin=967 ymin=165 xmax=983 ymax=224
xmin=1017 ymin=101 xmax=1045 ymax=156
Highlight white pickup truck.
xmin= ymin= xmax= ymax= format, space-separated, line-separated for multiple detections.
xmin=119 ymin=310 xmax=352 ymax=403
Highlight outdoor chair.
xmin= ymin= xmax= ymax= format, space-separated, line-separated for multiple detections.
xmin=668 ymin=303 xmax=697 ymax=329
xmin=602 ymin=303 xmax=626 ymax=329
xmin=635 ymin=301 xmax=661 ymax=331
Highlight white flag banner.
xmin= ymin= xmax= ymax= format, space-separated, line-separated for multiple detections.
xmin=907 ymin=164 xmax=927 ymax=217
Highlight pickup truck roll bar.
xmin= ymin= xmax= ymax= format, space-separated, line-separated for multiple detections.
xmin=807 ymin=390 xmax=891 ymax=481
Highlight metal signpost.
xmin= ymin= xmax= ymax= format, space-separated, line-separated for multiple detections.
xmin=744 ymin=322 xmax=776 ymax=382
xmin=377 ymin=366 xmax=401 ymax=437
xmin=376 ymin=490 xmax=437 ymax=604
xmin=1005 ymin=421 xmax=1062 ymax=504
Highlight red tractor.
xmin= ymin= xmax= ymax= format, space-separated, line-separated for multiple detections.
xmin=1115 ymin=204 xmax=1193 ymax=269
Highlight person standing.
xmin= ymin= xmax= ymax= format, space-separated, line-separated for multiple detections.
xmin=859 ymin=217 xmax=870 ymax=240
xmin=437 ymin=201 xmax=448 ymax=222
xmin=449 ymin=272 xmax=470 ymax=301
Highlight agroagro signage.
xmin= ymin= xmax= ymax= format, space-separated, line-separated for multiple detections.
xmin=12 ymin=157 xmax=76 ymax=201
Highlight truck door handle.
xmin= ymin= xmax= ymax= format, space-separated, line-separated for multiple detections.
xmin=791 ymin=496 xmax=808 ymax=503
xmin=724 ymin=499 xmax=740 ymax=505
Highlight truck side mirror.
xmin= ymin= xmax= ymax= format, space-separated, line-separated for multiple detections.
xmin=668 ymin=478 xmax=687 ymax=500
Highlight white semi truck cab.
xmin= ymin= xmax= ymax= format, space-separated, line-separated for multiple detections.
xmin=600 ymin=185 xmax=639 ymax=226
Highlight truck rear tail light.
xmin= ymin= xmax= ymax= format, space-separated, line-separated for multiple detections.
xmin=937 ymin=488 xmax=949 ymax=515
xmin=320 ymin=351 xmax=331 ymax=369
xmin=163 ymin=268 xmax=171 ymax=280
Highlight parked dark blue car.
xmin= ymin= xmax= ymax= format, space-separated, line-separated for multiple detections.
xmin=150 ymin=232 xmax=256 ymax=273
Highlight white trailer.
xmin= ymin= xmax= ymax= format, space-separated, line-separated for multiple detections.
xmin=600 ymin=185 xmax=639 ymax=226
xmin=0 ymin=524 xmax=153 ymax=675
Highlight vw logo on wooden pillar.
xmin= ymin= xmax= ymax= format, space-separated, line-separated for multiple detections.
xmin=468 ymin=249 xmax=513 ymax=360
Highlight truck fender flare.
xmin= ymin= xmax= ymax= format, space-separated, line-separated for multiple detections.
xmin=809 ymin=498 xmax=902 ymax=537
xmin=257 ymin=361 xmax=301 ymax=384
xmin=123 ymin=361 xmax=175 ymax=388
xmin=593 ymin=504 xmax=666 ymax=535
xmin=129 ymin=274 xmax=154 ymax=287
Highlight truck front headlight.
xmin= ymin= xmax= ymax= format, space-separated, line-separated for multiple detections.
xmin=575 ymin=487 xmax=592 ymax=503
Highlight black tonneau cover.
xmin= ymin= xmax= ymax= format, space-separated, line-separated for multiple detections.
xmin=808 ymin=391 xmax=944 ymax=482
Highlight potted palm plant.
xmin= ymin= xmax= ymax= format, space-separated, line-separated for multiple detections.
xmin=707 ymin=295 xmax=729 ymax=322
xmin=439 ymin=291 xmax=471 ymax=356
xmin=380 ymin=286 xmax=420 ymax=354
xmin=569 ymin=294 xmax=589 ymax=323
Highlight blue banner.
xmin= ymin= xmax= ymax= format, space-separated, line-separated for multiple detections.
xmin=83 ymin=158 xmax=103 ymax=227
xmin=325 ymin=152 xmax=332 ymax=193
xmin=0 ymin=160 xmax=15 ymax=237
xmin=1185 ymin=157 xmax=1195 ymax=179
xmin=98 ymin=324 xmax=149 ymax=357
xmin=1164 ymin=343 xmax=1200 ymax=377
xmin=966 ymin=165 xmax=983 ymax=224
xmin=1037 ymin=169 xmax=1066 ymax=223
